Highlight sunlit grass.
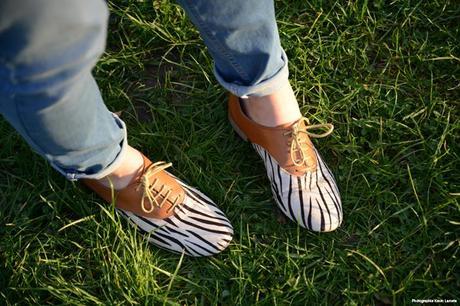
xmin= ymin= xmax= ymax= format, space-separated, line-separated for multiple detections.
xmin=1 ymin=0 xmax=459 ymax=304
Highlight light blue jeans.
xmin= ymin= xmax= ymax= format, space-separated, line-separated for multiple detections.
xmin=0 ymin=0 xmax=289 ymax=180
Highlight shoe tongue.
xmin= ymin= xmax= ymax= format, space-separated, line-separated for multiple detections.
xmin=279 ymin=118 xmax=312 ymax=168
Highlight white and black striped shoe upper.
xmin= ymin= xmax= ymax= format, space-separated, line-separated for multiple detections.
xmin=118 ymin=179 xmax=233 ymax=257
xmin=253 ymin=143 xmax=342 ymax=232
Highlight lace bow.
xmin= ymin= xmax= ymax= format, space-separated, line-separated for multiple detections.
xmin=284 ymin=117 xmax=334 ymax=166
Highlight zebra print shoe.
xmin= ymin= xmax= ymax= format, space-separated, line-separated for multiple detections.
xmin=83 ymin=154 xmax=233 ymax=256
xmin=228 ymin=94 xmax=342 ymax=232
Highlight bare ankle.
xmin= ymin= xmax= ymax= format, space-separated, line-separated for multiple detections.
xmin=98 ymin=145 xmax=144 ymax=190
xmin=241 ymin=82 xmax=301 ymax=127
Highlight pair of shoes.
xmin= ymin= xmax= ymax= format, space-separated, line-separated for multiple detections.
xmin=84 ymin=94 xmax=342 ymax=257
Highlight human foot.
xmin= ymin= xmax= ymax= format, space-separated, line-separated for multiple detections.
xmin=241 ymin=81 xmax=301 ymax=127
xmin=229 ymin=94 xmax=342 ymax=232
xmin=97 ymin=145 xmax=144 ymax=190
xmin=84 ymin=151 xmax=233 ymax=256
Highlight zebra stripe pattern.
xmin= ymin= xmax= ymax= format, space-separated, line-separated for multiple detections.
xmin=117 ymin=179 xmax=233 ymax=257
xmin=252 ymin=143 xmax=342 ymax=232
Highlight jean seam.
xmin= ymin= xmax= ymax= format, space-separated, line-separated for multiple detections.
xmin=3 ymin=60 xmax=66 ymax=172
xmin=13 ymin=93 xmax=80 ymax=177
xmin=180 ymin=0 xmax=251 ymax=83
xmin=0 ymin=58 xmax=15 ymax=96
xmin=14 ymin=95 xmax=50 ymax=159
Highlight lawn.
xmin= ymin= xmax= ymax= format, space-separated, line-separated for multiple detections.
xmin=1 ymin=0 xmax=459 ymax=304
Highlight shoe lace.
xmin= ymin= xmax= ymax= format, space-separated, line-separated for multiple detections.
xmin=136 ymin=161 xmax=181 ymax=214
xmin=283 ymin=117 xmax=334 ymax=167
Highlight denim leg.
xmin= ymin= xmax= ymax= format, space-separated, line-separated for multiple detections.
xmin=176 ymin=0 xmax=290 ymax=97
xmin=0 ymin=0 xmax=128 ymax=181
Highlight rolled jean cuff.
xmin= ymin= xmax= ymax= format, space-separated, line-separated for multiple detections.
xmin=214 ymin=49 xmax=290 ymax=98
xmin=50 ymin=113 xmax=128 ymax=181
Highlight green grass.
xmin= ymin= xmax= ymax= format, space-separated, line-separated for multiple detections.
xmin=1 ymin=0 xmax=459 ymax=304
